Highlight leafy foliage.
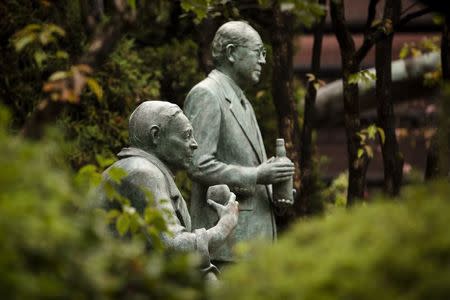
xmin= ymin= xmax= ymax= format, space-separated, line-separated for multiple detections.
xmin=397 ymin=36 xmax=443 ymax=87
xmin=214 ymin=181 xmax=450 ymax=300
xmin=398 ymin=36 xmax=440 ymax=60
xmin=257 ymin=0 xmax=326 ymax=28
xmin=348 ymin=69 xmax=377 ymax=86
xmin=0 ymin=106 xmax=206 ymax=299
xmin=11 ymin=23 xmax=67 ymax=68
xmin=321 ymin=171 xmax=348 ymax=208
xmin=180 ymin=0 xmax=211 ymax=23
xmin=357 ymin=124 xmax=385 ymax=159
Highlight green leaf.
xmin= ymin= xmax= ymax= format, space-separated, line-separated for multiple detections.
xmin=432 ymin=14 xmax=444 ymax=25
xmin=367 ymin=124 xmax=377 ymax=140
xmin=108 ymin=167 xmax=127 ymax=184
xmin=13 ymin=34 xmax=36 ymax=52
xmin=144 ymin=207 xmax=167 ymax=232
xmin=399 ymin=45 xmax=409 ymax=59
xmin=56 ymin=50 xmax=69 ymax=59
xmin=357 ymin=132 xmax=366 ymax=144
xmin=129 ymin=214 xmax=141 ymax=233
xmin=257 ymin=0 xmax=272 ymax=8
xmin=103 ymin=182 xmax=117 ymax=200
xmin=106 ymin=209 xmax=120 ymax=222
xmin=90 ymin=173 xmax=102 ymax=187
xmin=116 ymin=213 xmax=130 ymax=236
xmin=348 ymin=73 xmax=359 ymax=84
xmin=366 ymin=71 xmax=376 ymax=81
xmin=39 ymin=31 xmax=54 ymax=45
xmin=127 ymin=0 xmax=137 ymax=10
xmin=86 ymin=78 xmax=103 ymax=101
xmin=33 ymin=50 xmax=47 ymax=68
xmin=411 ymin=48 xmax=422 ymax=57
xmin=371 ymin=19 xmax=382 ymax=27
xmin=95 ymin=154 xmax=116 ymax=169
xmin=78 ymin=164 xmax=98 ymax=175
xmin=20 ymin=24 xmax=42 ymax=33
xmin=357 ymin=148 xmax=364 ymax=158
xmin=143 ymin=189 xmax=155 ymax=205
xmin=48 ymin=71 xmax=69 ymax=81
xmin=180 ymin=0 xmax=209 ymax=23
xmin=146 ymin=226 xmax=165 ymax=251
xmin=46 ymin=24 xmax=66 ymax=37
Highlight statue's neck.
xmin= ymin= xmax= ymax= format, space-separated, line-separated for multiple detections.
xmin=216 ymin=65 xmax=246 ymax=89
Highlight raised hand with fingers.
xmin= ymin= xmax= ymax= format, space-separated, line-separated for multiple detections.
xmin=205 ymin=191 xmax=239 ymax=250
xmin=207 ymin=192 xmax=239 ymax=225
xmin=256 ymin=156 xmax=295 ymax=184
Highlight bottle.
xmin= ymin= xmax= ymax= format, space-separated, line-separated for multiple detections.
xmin=272 ymin=138 xmax=294 ymax=204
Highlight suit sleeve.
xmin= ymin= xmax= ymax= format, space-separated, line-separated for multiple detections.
xmin=122 ymin=168 xmax=211 ymax=266
xmin=184 ymin=86 xmax=257 ymax=196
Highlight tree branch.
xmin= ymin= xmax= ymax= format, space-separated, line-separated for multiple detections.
xmin=300 ymin=0 xmax=327 ymax=206
xmin=330 ymin=0 xmax=356 ymax=67
xmin=398 ymin=7 xmax=432 ymax=28
xmin=355 ymin=6 xmax=432 ymax=66
xmin=365 ymin=0 xmax=380 ymax=34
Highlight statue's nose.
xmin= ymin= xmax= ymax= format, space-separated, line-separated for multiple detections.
xmin=191 ymin=138 xmax=198 ymax=150
xmin=258 ymin=55 xmax=266 ymax=64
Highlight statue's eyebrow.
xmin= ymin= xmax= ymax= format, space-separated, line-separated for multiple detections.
xmin=183 ymin=128 xmax=193 ymax=136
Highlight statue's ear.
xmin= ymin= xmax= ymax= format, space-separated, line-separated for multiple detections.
xmin=149 ymin=125 xmax=161 ymax=146
xmin=225 ymin=44 xmax=237 ymax=63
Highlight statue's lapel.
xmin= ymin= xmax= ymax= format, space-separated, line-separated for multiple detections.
xmin=118 ymin=147 xmax=191 ymax=230
xmin=209 ymin=71 xmax=263 ymax=163
xmin=249 ymin=104 xmax=267 ymax=161
xmin=227 ymin=96 xmax=263 ymax=163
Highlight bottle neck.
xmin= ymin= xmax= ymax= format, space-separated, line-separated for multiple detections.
xmin=276 ymin=139 xmax=286 ymax=157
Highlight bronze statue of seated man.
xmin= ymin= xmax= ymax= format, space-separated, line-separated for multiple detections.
xmin=99 ymin=100 xmax=239 ymax=280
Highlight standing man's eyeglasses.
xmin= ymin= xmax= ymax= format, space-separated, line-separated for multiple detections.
xmin=238 ymin=45 xmax=267 ymax=59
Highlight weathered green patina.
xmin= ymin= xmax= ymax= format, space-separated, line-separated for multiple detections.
xmin=184 ymin=21 xmax=295 ymax=266
xmin=100 ymin=101 xmax=239 ymax=279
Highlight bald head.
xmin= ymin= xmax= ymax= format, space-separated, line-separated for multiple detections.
xmin=128 ymin=100 xmax=182 ymax=149
xmin=211 ymin=21 xmax=260 ymax=67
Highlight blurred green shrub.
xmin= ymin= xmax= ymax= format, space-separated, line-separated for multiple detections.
xmin=0 ymin=106 xmax=206 ymax=299
xmin=215 ymin=181 xmax=450 ymax=300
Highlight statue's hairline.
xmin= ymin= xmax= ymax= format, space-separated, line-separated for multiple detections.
xmin=128 ymin=102 xmax=182 ymax=148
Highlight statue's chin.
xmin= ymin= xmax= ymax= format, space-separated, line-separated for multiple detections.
xmin=251 ymin=73 xmax=261 ymax=84
xmin=182 ymin=158 xmax=193 ymax=170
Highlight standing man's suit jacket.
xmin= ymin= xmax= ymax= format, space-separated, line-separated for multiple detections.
xmin=184 ymin=69 xmax=276 ymax=262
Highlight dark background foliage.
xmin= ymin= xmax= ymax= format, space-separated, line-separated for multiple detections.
xmin=1 ymin=0 xmax=449 ymax=298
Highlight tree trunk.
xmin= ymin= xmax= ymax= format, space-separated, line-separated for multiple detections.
xmin=425 ymin=135 xmax=439 ymax=179
xmin=300 ymin=0 xmax=326 ymax=210
xmin=438 ymin=16 xmax=450 ymax=176
xmin=195 ymin=17 xmax=222 ymax=75
xmin=330 ymin=0 xmax=369 ymax=205
xmin=79 ymin=0 xmax=104 ymax=36
xmin=375 ymin=0 xmax=403 ymax=196
xmin=425 ymin=16 xmax=450 ymax=179
xmin=270 ymin=4 xmax=303 ymax=218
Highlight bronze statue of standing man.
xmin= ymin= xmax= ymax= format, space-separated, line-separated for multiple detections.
xmin=184 ymin=21 xmax=295 ymax=269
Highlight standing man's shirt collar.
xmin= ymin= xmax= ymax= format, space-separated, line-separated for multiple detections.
xmin=212 ymin=69 xmax=247 ymax=108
